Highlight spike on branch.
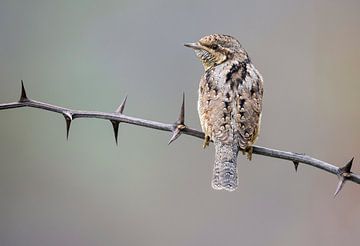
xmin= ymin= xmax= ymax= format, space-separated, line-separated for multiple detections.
xmin=115 ymin=95 xmax=127 ymax=114
xmin=293 ymin=161 xmax=299 ymax=172
xmin=334 ymin=157 xmax=354 ymax=197
xmin=111 ymin=95 xmax=127 ymax=145
xmin=63 ymin=112 xmax=73 ymax=140
xmin=19 ymin=80 xmax=29 ymax=102
xmin=168 ymin=93 xmax=186 ymax=145
xmin=339 ymin=157 xmax=353 ymax=174
xmin=334 ymin=177 xmax=346 ymax=197
xmin=177 ymin=92 xmax=185 ymax=125
xmin=168 ymin=127 xmax=182 ymax=145
xmin=111 ymin=121 xmax=120 ymax=145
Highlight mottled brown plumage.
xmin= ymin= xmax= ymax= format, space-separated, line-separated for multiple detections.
xmin=185 ymin=34 xmax=264 ymax=191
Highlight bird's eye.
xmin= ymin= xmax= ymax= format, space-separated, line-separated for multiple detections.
xmin=211 ymin=44 xmax=219 ymax=50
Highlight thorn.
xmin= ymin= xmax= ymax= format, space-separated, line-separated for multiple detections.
xmin=176 ymin=92 xmax=185 ymax=125
xmin=19 ymin=80 xmax=29 ymax=102
xmin=115 ymin=95 xmax=127 ymax=114
xmin=168 ymin=128 xmax=181 ymax=145
xmin=339 ymin=157 xmax=354 ymax=174
xmin=334 ymin=157 xmax=354 ymax=197
xmin=111 ymin=120 xmax=120 ymax=145
xmin=63 ymin=112 xmax=72 ymax=140
xmin=168 ymin=93 xmax=186 ymax=145
xmin=334 ymin=177 xmax=345 ymax=197
xmin=293 ymin=161 xmax=299 ymax=172
xmin=65 ymin=118 xmax=71 ymax=140
xmin=168 ymin=124 xmax=185 ymax=145
xmin=111 ymin=96 xmax=127 ymax=145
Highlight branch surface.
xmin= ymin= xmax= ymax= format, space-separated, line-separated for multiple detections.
xmin=0 ymin=81 xmax=358 ymax=196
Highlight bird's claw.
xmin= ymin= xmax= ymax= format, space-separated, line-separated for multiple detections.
xmin=241 ymin=146 xmax=253 ymax=161
xmin=203 ymin=135 xmax=210 ymax=149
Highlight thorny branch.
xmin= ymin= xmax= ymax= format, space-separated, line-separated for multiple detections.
xmin=0 ymin=81 xmax=359 ymax=196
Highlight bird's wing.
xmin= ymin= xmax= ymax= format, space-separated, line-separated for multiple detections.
xmin=233 ymin=62 xmax=264 ymax=149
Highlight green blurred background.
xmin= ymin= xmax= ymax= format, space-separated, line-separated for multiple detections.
xmin=0 ymin=0 xmax=359 ymax=245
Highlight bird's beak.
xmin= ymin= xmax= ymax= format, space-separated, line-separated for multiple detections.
xmin=184 ymin=42 xmax=204 ymax=50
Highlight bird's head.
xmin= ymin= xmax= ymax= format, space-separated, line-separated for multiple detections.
xmin=184 ymin=34 xmax=247 ymax=71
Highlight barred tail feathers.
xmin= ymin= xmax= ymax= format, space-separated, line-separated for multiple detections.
xmin=212 ymin=141 xmax=239 ymax=191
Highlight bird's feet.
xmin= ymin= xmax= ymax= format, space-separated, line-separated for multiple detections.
xmin=203 ymin=135 xmax=210 ymax=149
xmin=241 ymin=146 xmax=253 ymax=161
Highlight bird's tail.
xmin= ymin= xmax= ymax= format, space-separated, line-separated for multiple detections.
xmin=212 ymin=141 xmax=239 ymax=191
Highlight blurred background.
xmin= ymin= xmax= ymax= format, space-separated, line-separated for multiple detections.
xmin=0 ymin=0 xmax=359 ymax=245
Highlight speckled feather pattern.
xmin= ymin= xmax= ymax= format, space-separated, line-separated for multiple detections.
xmin=199 ymin=61 xmax=263 ymax=147
xmin=188 ymin=34 xmax=264 ymax=191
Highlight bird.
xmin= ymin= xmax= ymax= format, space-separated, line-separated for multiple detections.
xmin=184 ymin=34 xmax=264 ymax=191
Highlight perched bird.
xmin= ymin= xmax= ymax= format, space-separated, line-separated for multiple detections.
xmin=185 ymin=34 xmax=264 ymax=191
